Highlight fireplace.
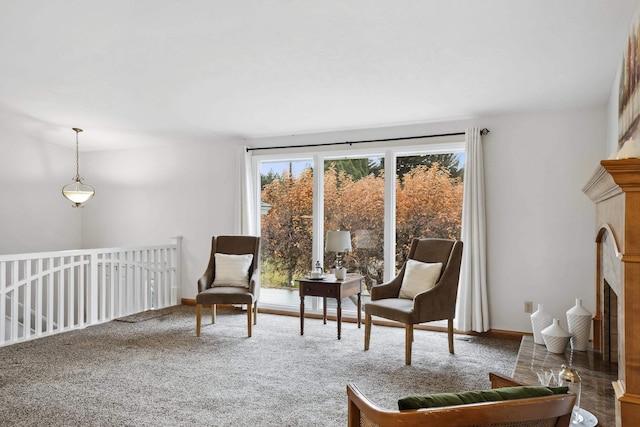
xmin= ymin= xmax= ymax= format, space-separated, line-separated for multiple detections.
xmin=583 ymin=158 xmax=640 ymax=427
xmin=603 ymin=280 xmax=619 ymax=365
xmin=596 ymin=224 xmax=621 ymax=365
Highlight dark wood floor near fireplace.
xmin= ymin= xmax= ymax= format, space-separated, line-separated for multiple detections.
xmin=513 ymin=336 xmax=617 ymax=426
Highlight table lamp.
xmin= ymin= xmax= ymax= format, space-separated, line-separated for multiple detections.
xmin=326 ymin=230 xmax=352 ymax=278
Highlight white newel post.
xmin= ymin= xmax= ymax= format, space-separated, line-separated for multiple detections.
xmin=0 ymin=261 xmax=5 ymax=346
xmin=171 ymin=235 xmax=183 ymax=304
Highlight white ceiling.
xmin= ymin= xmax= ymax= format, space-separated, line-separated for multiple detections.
xmin=0 ymin=0 xmax=637 ymax=151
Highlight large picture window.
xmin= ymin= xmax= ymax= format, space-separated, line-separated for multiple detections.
xmin=250 ymin=138 xmax=464 ymax=314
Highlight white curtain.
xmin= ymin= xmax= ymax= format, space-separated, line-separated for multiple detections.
xmin=456 ymin=127 xmax=490 ymax=332
xmin=240 ymin=147 xmax=257 ymax=236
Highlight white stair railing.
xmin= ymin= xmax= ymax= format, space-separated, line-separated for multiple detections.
xmin=0 ymin=236 xmax=182 ymax=347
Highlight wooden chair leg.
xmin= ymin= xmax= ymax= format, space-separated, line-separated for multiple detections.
xmin=196 ymin=304 xmax=202 ymax=337
xmin=364 ymin=313 xmax=372 ymax=351
xmin=253 ymin=302 xmax=258 ymax=325
xmin=448 ymin=318 xmax=454 ymax=354
xmin=247 ymin=304 xmax=252 ymax=337
xmin=211 ymin=304 xmax=216 ymax=324
xmin=405 ymin=324 xmax=413 ymax=365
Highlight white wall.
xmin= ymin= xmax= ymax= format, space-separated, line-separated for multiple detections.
xmin=481 ymin=107 xmax=606 ymax=333
xmin=0 ymin=110 xmax=82 ymax=255
xmin=81 ymin=139 xmax=245 ymax=300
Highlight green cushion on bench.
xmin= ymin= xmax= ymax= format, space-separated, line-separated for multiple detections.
xmin=398 ymin=386 xmax=569 ymax=410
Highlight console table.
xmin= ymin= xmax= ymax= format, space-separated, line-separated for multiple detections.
xmin=512 ymin=336 xmax=617 ymax=426
xmin=297 ymin=274 xmax=363 ymax=339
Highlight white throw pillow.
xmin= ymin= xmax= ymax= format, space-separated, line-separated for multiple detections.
xmin=212 ymin=253 xmax=254 ymax=287
xmin=398 ymin=259 xmax=443 ymax=299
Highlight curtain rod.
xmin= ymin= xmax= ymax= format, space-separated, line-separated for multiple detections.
xmin=245 ymin=128 xmax=489 ymax=152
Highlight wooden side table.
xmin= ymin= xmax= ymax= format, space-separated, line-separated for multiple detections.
xmin=296 ymin=274 xmax=363 ymax=339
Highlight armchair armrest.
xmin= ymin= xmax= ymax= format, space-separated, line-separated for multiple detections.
xmin=489 ymin=372 xmax=524 ymax=389
xmin=197 ymin=271 xmax=214 ymax=293
xmin=248 ymin=269 xmax=260 ymax=299
xmin=370 ymin=275 xmax=403 ymax=300
xmin=411 ymin=280 xmax=457 ymax=321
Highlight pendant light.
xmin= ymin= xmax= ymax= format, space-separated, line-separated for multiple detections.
xmin=61 ymin=127 xmax=95 ymax=207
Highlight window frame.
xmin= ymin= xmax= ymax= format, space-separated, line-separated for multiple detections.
xmin=251 ymin=136 xmax=464 ymax=309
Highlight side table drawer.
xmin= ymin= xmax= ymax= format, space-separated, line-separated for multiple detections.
xmin=300 ymin=282 xmax=337 ymax=298
xmin=322 ymin=286 xmax=338 ymax=298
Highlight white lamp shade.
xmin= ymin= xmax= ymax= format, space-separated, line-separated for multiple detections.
xmin=325 ymin=231 xmax=352 ymax=253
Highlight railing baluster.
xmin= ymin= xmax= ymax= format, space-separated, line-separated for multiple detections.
xmin=117 ymin=251 xmax=124 ymax=317
xmin=110 ymin=253 xmax=116 ymax=320
xmin=79 ymin=255 xmax=85 ymax=327
xmin=35 ymin=258 xmax=43 ymax=336
xmin=165 ymin=247 xmax=170 ymax=307
xmin=143 ymin=249 xmax=149 ymax=310
xmin=68 ymin=256 xmax=75 ymax=328
xmin=136 ymin=250 xmax=143 ymax=312
xmin=57 ymin=258 xmax=64 ymax=331
xmin=24 ymin=260 xmax=32 ymax=340
xmin=47 ymin=257 xmax=54 ymax=334
xmin=11 ymin=261 xmax=19 ymax=340
xmin=97 ymin=253 xmax=104 ymax=322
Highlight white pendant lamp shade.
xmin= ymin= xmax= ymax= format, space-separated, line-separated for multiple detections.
xmin=62 ymin=180 xmax=95 ymax=205
xmin=62 ymin=128 xmax=95 ymax=207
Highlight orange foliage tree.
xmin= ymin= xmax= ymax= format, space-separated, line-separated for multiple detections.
xmin=324 ymin=164 xmax=385 ymax=288
xmin=260 ymin=169 xmax=313 ymax=287
xmin=260 ymin=162 xmax=462 ymax=288
xmin=395 ymin=163 xmax=463 ymax=264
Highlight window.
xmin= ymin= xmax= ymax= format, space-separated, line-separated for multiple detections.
xmin=251 ymin=137 xmax=464 ymax=314
xmin=324 ymin=156 xmax=384 ymax=292
xmin=395 ymin=153 xmax=464 ymax=270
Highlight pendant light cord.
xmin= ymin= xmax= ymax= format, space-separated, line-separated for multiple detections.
xmin=72 ymin=127 xmax=83 ymax=181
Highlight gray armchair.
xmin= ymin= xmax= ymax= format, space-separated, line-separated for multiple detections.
xmin=195 ymin=235 xmax=260 ymax=337
xmin=364 ymin=238 xmax=463 ymax=365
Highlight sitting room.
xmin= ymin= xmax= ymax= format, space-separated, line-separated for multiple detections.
xmin=1 ymin=1 xmax=639 ymax=425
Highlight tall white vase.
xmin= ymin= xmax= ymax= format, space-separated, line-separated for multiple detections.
xmin=541 ymin=318 xmax=572 ymax=354
xmin=567 ymin=298 xmax=592 ymax=352
xmin=531 ymin=304 xmax=553 ymax=345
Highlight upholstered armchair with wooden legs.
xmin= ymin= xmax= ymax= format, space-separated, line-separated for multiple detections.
xmin=195 ymin=235 xmax=260 ymax=337
xmin=364 ymin=238 xmax=463 ymax=365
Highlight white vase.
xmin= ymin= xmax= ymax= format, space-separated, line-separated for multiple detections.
xmin=531 ymin=304 xmax=553 ymax=345
xmin=567 ymin=298 xmax=592 ymax=352
xmin=541 ymin=318 xmax=571 ymax=354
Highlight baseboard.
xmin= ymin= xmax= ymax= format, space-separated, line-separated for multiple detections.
xmin=181 ymin=298 xmax=526 ymax=341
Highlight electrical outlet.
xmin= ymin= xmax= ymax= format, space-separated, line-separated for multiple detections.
xmin=524 ymin=301 xmax=533 ymax=314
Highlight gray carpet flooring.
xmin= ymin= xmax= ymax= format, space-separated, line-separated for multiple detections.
xmin=0 ymin=305 xmax=519 ymax=426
